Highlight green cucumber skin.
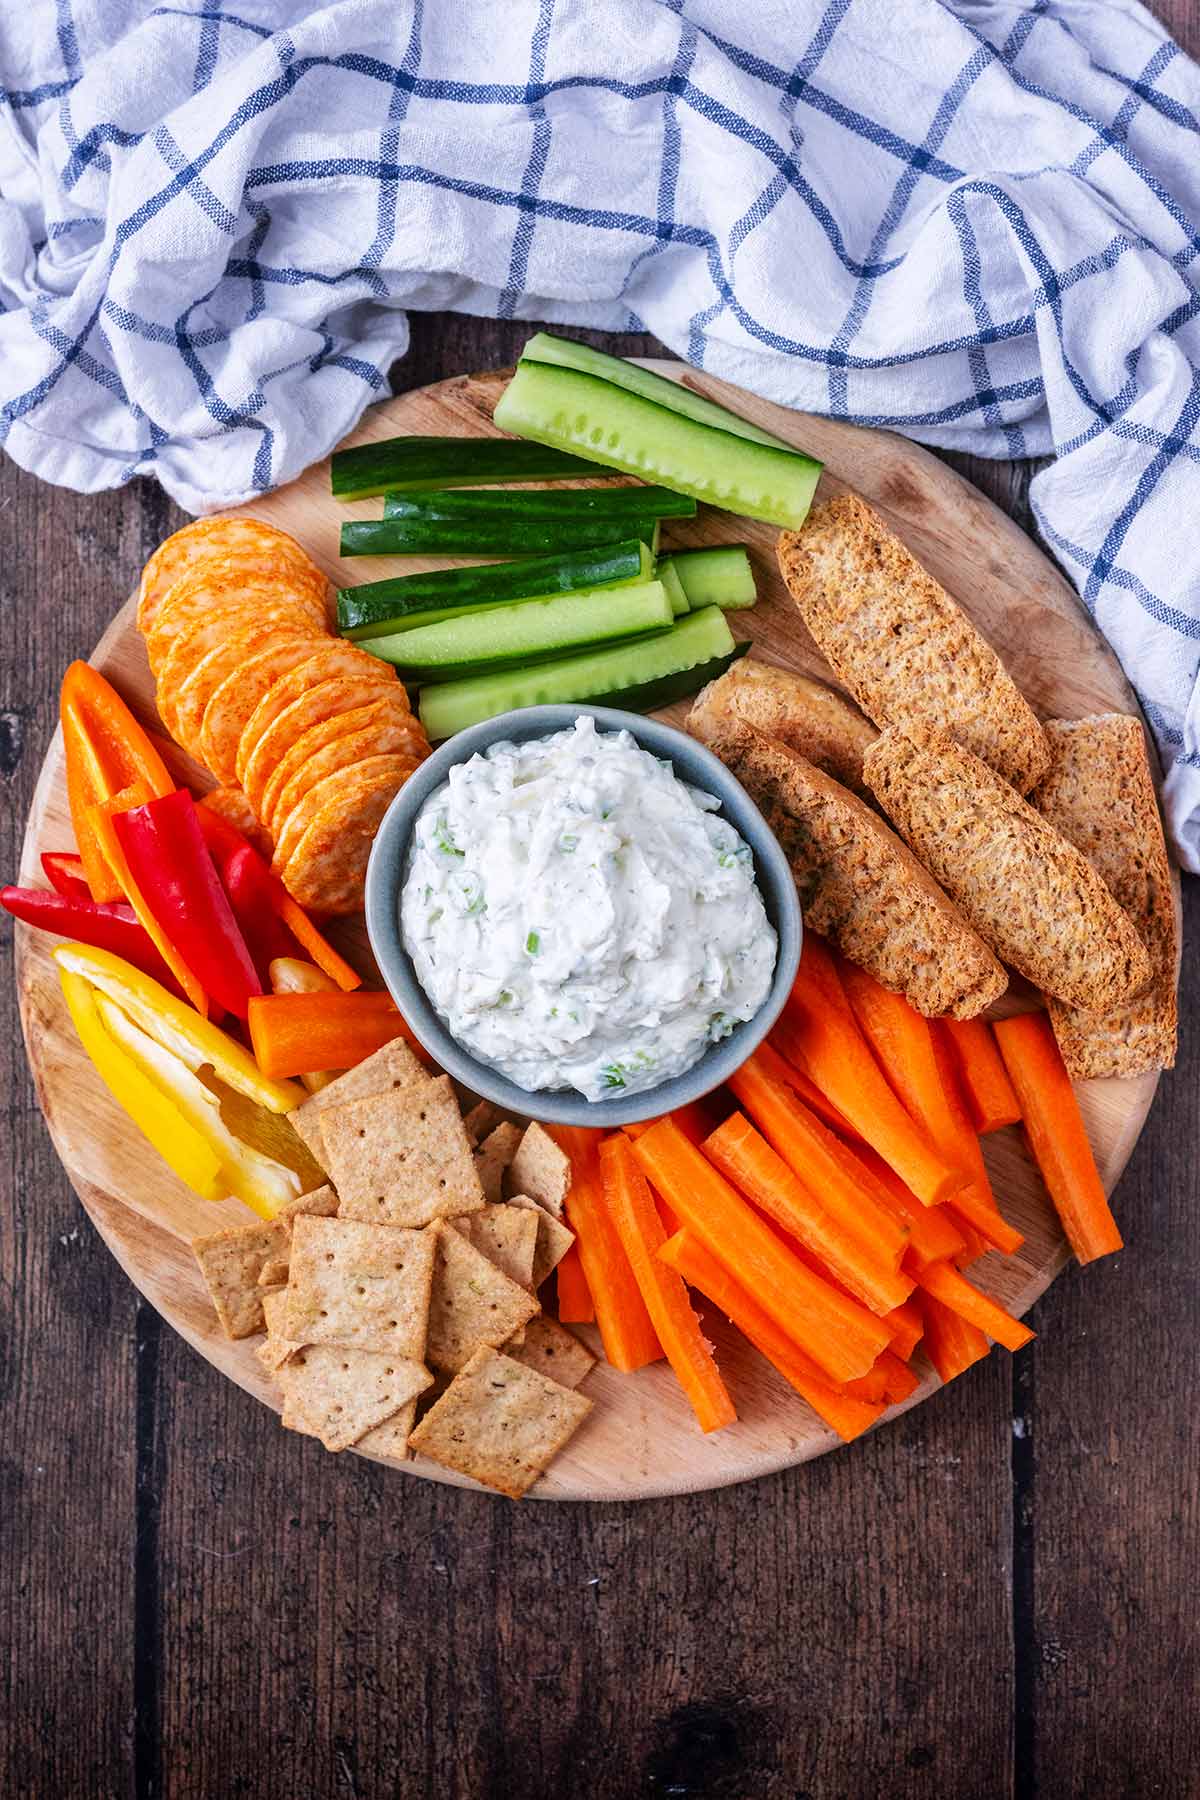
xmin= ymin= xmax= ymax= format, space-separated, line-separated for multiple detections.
xmin=418 ymin=605 xmax=735 ymax=740
xmin=363 ymin=580 xmax=674 ymax=671
xmin=660 ymin=545 xmax=758 ymax=611
xmin=336 ymin=539 xmax=650 ymax=637
xmin=521 ymin=332 xmax=791 ymax=451
xmin=381 ymin=485 xmax=695 ymax=521
xmin=388 ymin=625 xmax=677 ymax=684
xmin=596 ymin=639 xmax=751 ymax=715
xmin=340 ymin=515 xmax=662 ymax=557
xmin=330 ymin=436 xmax=600 ymax=500
xmin=656 ymin=560 xmax=691 ymax=617
xmin=493 ymin=361 xmax=822 ymax=529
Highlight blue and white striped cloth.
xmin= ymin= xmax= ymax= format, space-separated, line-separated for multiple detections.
xmin=4 ymin=2 xmax=1200 ymax=865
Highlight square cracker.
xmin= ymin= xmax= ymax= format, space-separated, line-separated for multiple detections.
xmin=284 ymin=1216 xmax=436 ymax=1357
xmin=427 ymin=1226 xmax=539 ymax=1375
xmin=320 ymin=1075 xmax=484 ymax=1228
xmin=452 ymin=1203 xmax=538 ymax=1289
xmin=408 ymin=1346 xmax=592 ymax=1499
xmin=463 ymin=1100 xmax=505 ymax=1148
xmin=504 ymin=1315 xmax=595 ymax=1390
xmin=193 ymin=1221 xmax=284 ymax=1339
xmin=507 ymin=1123 xmax=572 ymax=1218
xmin=257 ymin=1184 xmax=340 ymax=1287
xmin=474 ymin=1122 xmax=522 ymax=1204
xmin=257 ymin=1287 xmax=300 ymax=1374
xmin=289 ymin=1038 xmax=430 ymax=1163
xmin=356 ymin=1399 xmax=419 ymax=1462
xmin=508 ymin=1194 xmax=576 ymax=1289
xmin=280 ymin=1346 xmax=432 ymax=1452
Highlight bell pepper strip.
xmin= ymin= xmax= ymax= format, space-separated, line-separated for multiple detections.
xmin=941 ymin=1016 xmax=1022 ymax=1134
xmin=88 ymin=790 xmax=209 ymax=1015
xmin=554 ymin=1241 xmax=594 ymax=1323
xmin=111 ymin=790 xmax=262 ymax=1020
xmin=52 ymin=944 xmax=303 ymax=1113
xmin=247 ymin=990 xmax=426 ymax=1079
xmin=657 ymin=1231 xmax=884 ymax=1444
xmin=93 ymin=994 xmax=301 ymax=1218
xmin=632 ymin=1118 xmax=889 ymax=1385
xmin=1 ymin=886 xmax=184 ymax=995
xmin=919 ymin=1291 xmax=991 ymax=1384
xmin=914 ymin=1258 xmax=1034 ymax=1354
xmin=61 ymin=661 xmax=174 ymax=902
xmin=267 ymin=957 xmax=344 ymax=1093
xmin=221 ymin=846 xmax=301 ymax=985
xmin=557 ymin=1136 xmax=662 ymax=1373
xmin=993 ymin=1011 xmax=1123 ymax=1265
xmin=599 ymin=1134 xmax=736 ymax=1432
xmin=41 ymin=852 xmax=92 ymax=900
xmin=193 ymin=1067 xmax=327 ymax=1194
xmin=59 ymin=965 xmax=223 ymax=1199
xmin=274 ymin=895 xmax=362 ymax=991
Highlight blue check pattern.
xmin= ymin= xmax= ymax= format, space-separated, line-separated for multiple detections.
xmin=4 ymin=0 xmax=1200 ymax=859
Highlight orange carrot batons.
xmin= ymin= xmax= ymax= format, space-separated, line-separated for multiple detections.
xmin=561 ymin=1141 xmax=662 ymax=1370
xmin=920 ymin=1292 xmax=991 ymax=1383
xmin=916 ymin=1260 xmax=1034 ymax=1353
xmin=555 ymin=1241 xmax=594 ymax=1323
xmin=942 ymin=1016 xmax=1021 ymax=1133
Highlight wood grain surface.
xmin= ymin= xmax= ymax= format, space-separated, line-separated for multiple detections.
xmin=14 ymin=361 xmax=1176 ymax=1505
xmin=4 ymin=82 xmax=1200 ymax=1800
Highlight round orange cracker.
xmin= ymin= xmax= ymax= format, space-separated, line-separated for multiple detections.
xmin=137 ymin=518 xmax=323 ymax=633
xmin=235 ymin=643 xmax=406 ymax=786
xmin=278 ymin=760 xmax=417 ymax=915
xmin=145 ymin=562 xmax=328 ymax=677
xmin=198 ymin=786 xmax=275 ymax=860
xmin=198 ymin=635 xmax=335 ymax=784
xmin=260 ymin=696 xmax=428 ymax=835
xmin=241 ymin=671 xmax=404 ymax=817
xmin=157 ymin=610 xmax=318 ymax=747
xmin=169 ymin=622 xmax=316 ymax=758
xmin=272 ymin=749 xmax=422 ymax=873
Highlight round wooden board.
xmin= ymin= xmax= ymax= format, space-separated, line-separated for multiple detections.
xmin=16 ymin=364 xmax=1180 ymax=1501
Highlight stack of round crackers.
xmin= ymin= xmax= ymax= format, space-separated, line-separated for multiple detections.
xmin=138 ymin=518 xmax=429 ymax=914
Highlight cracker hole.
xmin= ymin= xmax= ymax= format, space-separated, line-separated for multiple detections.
xmin=358 ymin=1128 xmax=366 ymax=1138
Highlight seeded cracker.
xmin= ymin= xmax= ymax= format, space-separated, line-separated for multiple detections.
xmin=257 ymin=1288 xmax=300 ymax=1374
xmin=463 ymin=1100 xmax=505 ymax=1148
xmin=474 ymin=1122 xmax=523 ymax=1204
xmin=257 ymin=1184 xmax=341 ymax=1287
xmin=284 ymin=1216 xmax=436 ymax=1357
xmin=504 ymin=1315 xmax=596 ymax=1389
xmin=507 ymin=1122 xmax=572 ymax=1218
xmin=356 ymin=1399 xmax=419 ymax=1462
xmin=288 ymin=1037 xmax=429 ymax=1163
xmin=426 ymin=1226 xmax=540 ymax=1374
xmin=452 ymin=1203 xmax=539 ymax=1289
xmin=320 ymin=1076 xmax=485 ymax=1228
xmin=408 ymin=1346 xmax=592 ymax=1499
xmin=280 ymin=1347 xmax=433 ymax=1453
xmin=508 ymin=1194 xmax=576 ymax=1289
xmin=193 ymin=1221 xmax=288 ymax=1339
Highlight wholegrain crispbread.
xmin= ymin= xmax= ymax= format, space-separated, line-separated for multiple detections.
xmin=288 ymin=1038 xmax=429 ymax=1162
xmin=283 ymin=1216 xmax=437 ymax=1357
xmin=504 ymin=1315 xmax=596 ymax=1389
xmin=407 ymin=1345 xmax=592 ymax=1498
xmin=474 ymin=1122 xmax=523 ymax=1204
xmin=451 ymin=1203 xmax=539 ymax=1289
xmin=863 ymin=723 xmax=1153 ymax=1011
xmin=689 ymin=657 xmax=877 ymax=793
xmin=707 ymin=721 xmax=1007 ymax=1018
xmin=426 ymin=1226 xmax=540 ymax=1374
xmin=778 ymin=494 xmax=1050 ymax=793
xmin=508 ymin=1194 xmax=576 ymax=1288
xmin=279 ymin=1345 xmax=433 ymax=1452
xmin=319 ymin=1076 xmax=485 ymax=1227
xmin=1031 ymin=715 xmax=1178 ymax=1076
xmin=507 ymin=1123 xmax=572 ymax=1218
xmin=192 ymin=1220 xmax=288 ymax=1339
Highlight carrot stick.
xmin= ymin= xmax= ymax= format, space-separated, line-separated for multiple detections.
xmin=560 ymin=1140 xmax=662 ymax=1371
xmin=633 ymin=1119 xmax=889 ymax=1384
xmin=850 ymin=1143 xmax=968 ymax=1270
xmin=928 ymin=1025 xmax=1025 ymax=1256
xmin=942 ymin=1016 xmax=1021 ymax=1133
xmin=599 ymin=1136 xmax=736 ymax=1432
xmin=658 ymin=1231 xmax=885 ymax=1443
xmin=706 ymin=1097 xmax=914 ymax=1313
xmin=915 ymin=1259 xmax=1035 ymax=1353
xmin=777 ymin=936 xmax=964 ymax=1206
xmin=843 ymin=1363 xmax=889 ymax=1403
xmin=881 ymin=1299 xmax=924 ymax=1361
xmin=920 ymin=1292 xmax=991 ymax=1383
xmin=993 ymin=1012 xmax=1123 ymax=1264
xmin=761 ymin=1041 xmax=863 ymax=1140
xmin=623 ymin=1099 xmax=716 ymax=1146
xmin=947 ymin=1212 xmax=988 ymax=1269
xmin=555 ymin=1242 xmax=594 ymax=1323
xmin=876 ymin=1348 xmax=920 ymax=1404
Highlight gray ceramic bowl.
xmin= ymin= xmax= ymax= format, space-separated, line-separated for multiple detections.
xmin=364 ymin=704 xmax=801 ymax=1127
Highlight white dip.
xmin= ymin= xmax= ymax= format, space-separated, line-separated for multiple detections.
xmin=400 ymin=716 xmax=777 ymax=1102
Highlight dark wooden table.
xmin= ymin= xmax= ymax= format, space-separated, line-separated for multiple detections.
xmin=4 ymin=60 xmax=1200 ymax=1800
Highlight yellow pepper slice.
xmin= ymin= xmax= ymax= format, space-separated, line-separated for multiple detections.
xmin=59 ymin=966 xmax=223 ymax=1200
xmin=94 ymin=995 xmax=301 ymax=1219
xmin=53 ymin=943 xmax=303 ymax=1113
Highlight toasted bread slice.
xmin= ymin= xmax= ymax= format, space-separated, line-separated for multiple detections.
xmin=1031 ymin=715 xmax=1177 ymax=1076
xmin=778 ymin=494 xmax=1050 ymax=793
xmin=863 ymin=723 xmax=1151 ymax=1011
xmin=706 ymin=721 xmax=1006 ymax=1018
xmin=689 ymin=657 xmax=877 ymax=793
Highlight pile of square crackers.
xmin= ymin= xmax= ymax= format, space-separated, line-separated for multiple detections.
xmin=191 ymin=1039 xmax=597 ymax=1498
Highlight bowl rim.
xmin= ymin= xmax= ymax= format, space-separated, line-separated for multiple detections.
xmin=364 ymin=703 xmax=802 ymax=1126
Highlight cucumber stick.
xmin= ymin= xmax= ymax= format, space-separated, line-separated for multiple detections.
xmin=341 ymin=513 xmax=661 ymax=557
xmin=493 ymin=361 xmax=821 ymax=529
xmin=330 ymin=436 xmax=601 ymax=500
xmin=418 ymin=606 xmax=736 ymax=740
xmin=364 ymin=581 xmax=674 ymax=672
xmin=660 ymin=545 xmax=757 ymax=611
xmin=382 ymin=485 xmax=694 ymax=521
xmin=337 ymin=539 xmax=652 ymax=639
xmin=656 ymin=559 xmax=690 ymax=617
xmin=521 ymin=332 xmax=791 ymax=450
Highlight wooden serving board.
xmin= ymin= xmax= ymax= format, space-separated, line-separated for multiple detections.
xmin=15 ymin=364 xmax=1180 ymax=1501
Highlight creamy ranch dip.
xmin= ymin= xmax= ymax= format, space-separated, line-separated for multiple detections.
xmin=400 ymin=716 xmax=777 ymax=1102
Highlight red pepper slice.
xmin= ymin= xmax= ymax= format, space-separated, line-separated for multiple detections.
xmin=112 ymin=790 xmax=263 ymax=1019
xmin=60 ymin=662 xmax=175 ymax=902
xmin=1 ymin=885 xmax=185 ymax=996
xmin=221 ymin=846 xmax=302 ymax=985
xmin=41 ymin=852 xmax=93 ymax=901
